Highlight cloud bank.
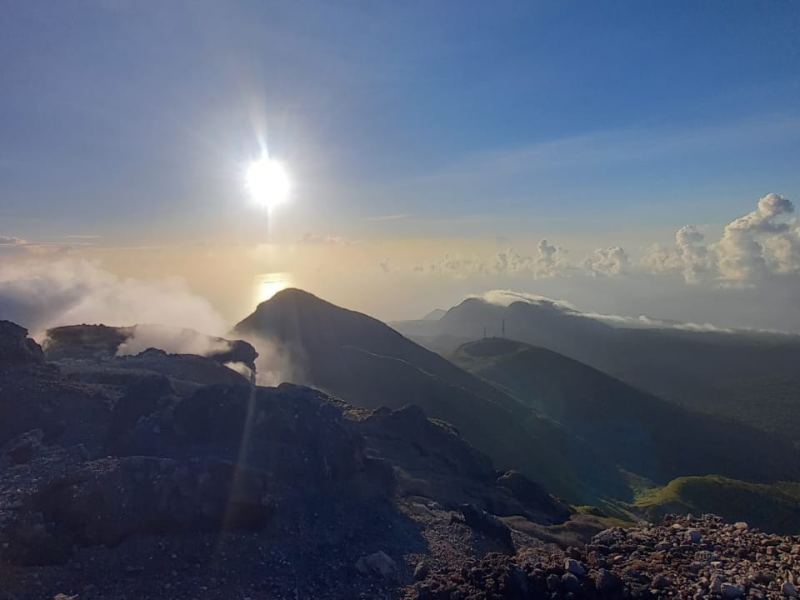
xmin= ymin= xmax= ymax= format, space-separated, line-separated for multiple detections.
xmin=411 ymin=193 xmax=800 ymax=290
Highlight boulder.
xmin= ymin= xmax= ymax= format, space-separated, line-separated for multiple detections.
xmin=459 ymin=503 xmax=513 ymax=549
xmin=0 ymin=321 xmax=45 ymax=368
xmin=722 ymin=583 xmax=745 ymax=598
xmin=1 ymin=429 xmax=44 ymax=464
xmin=355 ymin=551 xmax=398 ymax=579
xmin=495 ymin=470 xmax=573 ymax=523
xmin=565 ymin=558 xmax=587 ymax=576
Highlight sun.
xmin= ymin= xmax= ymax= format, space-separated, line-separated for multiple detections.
xmin=245 ymin=155 xmax=291 ymax=209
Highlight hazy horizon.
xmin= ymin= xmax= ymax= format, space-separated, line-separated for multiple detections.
xmin=3 ymin=2 xmax=800 ymax=333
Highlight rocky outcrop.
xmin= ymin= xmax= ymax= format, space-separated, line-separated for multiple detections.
xmin=1 ymin=455 xmax=273 ymax=565
xmin=410 ymin=514 xmax=800 ymax=599
xmin=0 ymin=321 xmax=45 ymax=368
xmin=44 ymin=324 xmax=258 ymax=383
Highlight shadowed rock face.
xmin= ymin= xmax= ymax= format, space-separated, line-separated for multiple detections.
xmin=0 ymin=319 xmax=573 ymax=577
xmin=0 ymin=321 xmax=45 ymax=369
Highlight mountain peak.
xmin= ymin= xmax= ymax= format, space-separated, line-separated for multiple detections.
xmin=255 ymin=287 xmax=326 ymax=311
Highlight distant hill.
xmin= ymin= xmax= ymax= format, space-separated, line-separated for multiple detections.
xmin=422 ymin=308 xmax=447 ymax=321
xmin=636 ymin=476 xmax=800 ymax=535
xmin=450 ymin=338 xmax=800 ymax=486
xmin=234 ymin=289 xmax=629 ymax=504
xmin=393 ymin=296 xmax=800 ymax=447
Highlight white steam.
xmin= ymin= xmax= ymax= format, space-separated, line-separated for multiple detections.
xmin=235 ymin=333 xmax=304 ymax=387
xmin=116 ymin=324 xmax=232 ymax=357
xmin=0 ymin=259 xmax=227 ymax=338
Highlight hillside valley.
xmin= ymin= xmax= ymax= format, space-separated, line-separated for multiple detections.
xmin=2 ymin=289 xmax=800 ymax=598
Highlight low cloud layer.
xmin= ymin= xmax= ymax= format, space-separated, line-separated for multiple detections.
xmin=479 ymin=290 xmax=737 ymax=333
xmin=0 ymin=259 xmax=227 ymax=337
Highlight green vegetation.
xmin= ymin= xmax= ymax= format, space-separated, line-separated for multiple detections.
xmin=635 ymin=476 xmax=800 ymax=535
xmin=451 ymin=338 xmax=800 ymax=488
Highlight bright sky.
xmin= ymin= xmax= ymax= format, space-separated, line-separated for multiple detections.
xmin=2 ymin=2 xmax=800 ymax=332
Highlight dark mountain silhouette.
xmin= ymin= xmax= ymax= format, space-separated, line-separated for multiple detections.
xmin=451 ymin=338 xmax=800 ymax=485
xmin=234 ymin=289 xmax=629 ymax=503
xmin=0 ymin=319 xmax=602 ymax=599
xmin=394 ymin=296 xmax=800 ymax=447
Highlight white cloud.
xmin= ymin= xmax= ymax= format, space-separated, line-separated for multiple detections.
xmin=478 ymin=289 xmax=736 ymax=333
xmin=478 ymin=289 xmax=578 ymax=311
xmin=416 ymin=240 xmax=572 ymax=279
xmin=643 ymin=193 xmax=800 ymax=285
xmin=582 ymin=246 xmax=629 ymax=277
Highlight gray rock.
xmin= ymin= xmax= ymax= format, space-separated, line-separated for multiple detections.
xmin=652 ymin=575 xmax=671 ymax=590
xmin=594 ymin=568 xmax=622 ymax=593
xmin=459 ymin=504 xmax=513 ymax=549
xmin=414 ymin=560 xmax=429 ymax=581
xmin=562 ymin=572 xmax=581 ymax=594
xmin=721 ymin=583 xmax=745 ymax=598
xmin=1 ymin=429 xmax=44 ymax=464
xmin=547 ymin=573 xmax=560 ymax=592
xmin=565 ymin=558 xmax=586 ymax=576
xmin=687 ymin=529 xmax=702 ymax=543
xmin=783 ymin=582 xmax=799 ymax=598
xmin=355 ymin=551 xmax=398 ymax=579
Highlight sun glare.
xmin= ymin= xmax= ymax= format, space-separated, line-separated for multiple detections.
xmin=245 ymin=155 xmax=291 ymax=209
xmin=256 ymin=272 xmax=291 ymax=304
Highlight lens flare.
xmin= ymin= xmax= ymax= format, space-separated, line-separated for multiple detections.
xmin=245 ymin=155 xmax=291 ymax=209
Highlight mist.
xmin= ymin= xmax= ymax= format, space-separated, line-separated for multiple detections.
xmin=0 ymin=259 xmax=228 ymax=338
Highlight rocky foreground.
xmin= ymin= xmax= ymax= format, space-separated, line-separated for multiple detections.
xmin=1 ymin=320 xmax=799 ymax=599
xmin=410 ymin=515 xmax=800 ymax=600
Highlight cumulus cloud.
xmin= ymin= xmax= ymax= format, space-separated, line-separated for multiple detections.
xmin=416 ymin=253 xmax=490 ymax=278
xmin=416 ymin=240 xmax=572 ymax=279
xmin=493 ymin=240 xmax=571 ymax=278
xmin=715 ymin=193 xmax=795 ymax=282
xmin=582 ymin=246 xmax=629 ymax=277
xmin=643 ymin=193 xmax=800 ymax=285
xmin=0 ymin=259 xmax=227 ymax=337
xmin=642 ymin=225 xmax=714 ymax=284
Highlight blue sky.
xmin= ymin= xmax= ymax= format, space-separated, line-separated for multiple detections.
xmin=2 ymin=0 xmax=799 ymax=242
xmin=2 ymin=1 xmax=800 ymax=329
